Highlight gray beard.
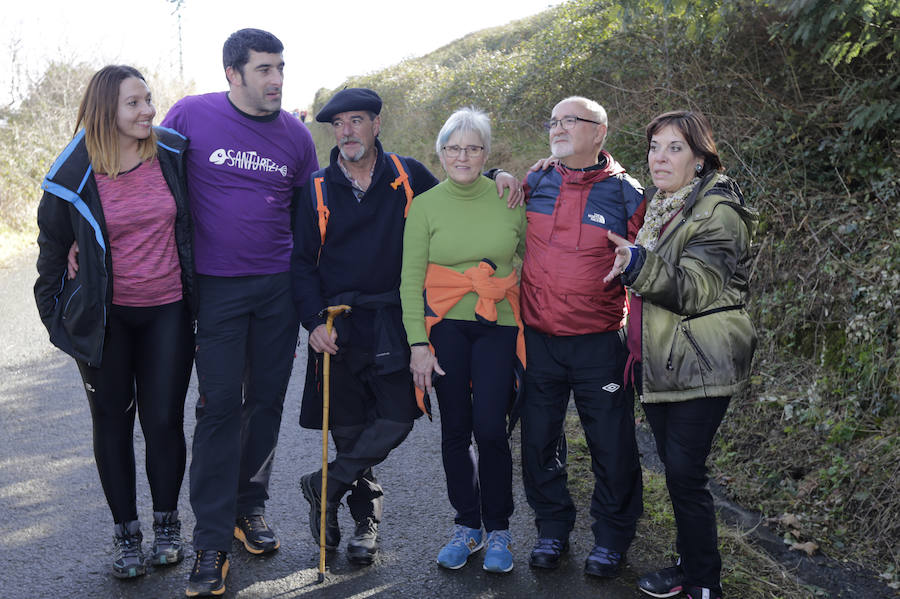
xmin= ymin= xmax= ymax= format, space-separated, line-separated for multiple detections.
xmin=339 ymin=143 xmax=366 ymax=162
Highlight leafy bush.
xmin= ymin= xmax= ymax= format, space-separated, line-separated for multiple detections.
xmin=0 ymin=62 xmax=194 ymax=235
xmin=2 ymin=0 xmax=897 ymax=585
xmin=310 ymin=0 xmax=898 ymax=580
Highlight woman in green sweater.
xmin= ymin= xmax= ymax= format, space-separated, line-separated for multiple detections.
xmin=400 ymin=108 xmax=526 ymax=573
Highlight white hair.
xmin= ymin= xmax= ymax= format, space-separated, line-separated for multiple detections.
xmin=435 ymin=107 xmax=492 ymax=155
xmin=557 ymin=96 xmax=608 ymax=126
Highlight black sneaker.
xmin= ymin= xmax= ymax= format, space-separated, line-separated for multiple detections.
xmin=347 ymin=517 xmax=379 ymax=565
xmin=324 ymin=501 xmax=341 ymax=550
xmin=528 ymin=537 xmax=568 ymax=569
xmin=149 ymin=510 xmax=184 ymax=566
xmin=112 ymin=520 xmax=146 ymax=579
xmin=638 ymin=564 xmax=684 ymax=597
xmin=185 ymin=550 xmax=228 ymax=597
xmin=584 ymin=544 xmax=624 ymax=578
xmin=234 ymin=515 xmax=280 ymax=555
xmin=300 ymin=472 xmax=325 ymax=547
xmin=684 ymin=585 xmax=722 ymax=599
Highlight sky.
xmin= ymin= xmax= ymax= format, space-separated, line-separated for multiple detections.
xmin=1 ymin=0 xmax=563 ymax=112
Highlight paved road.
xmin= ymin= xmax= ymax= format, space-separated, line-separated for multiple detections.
xmin=1 ymin=247 xmax=652 ymax=598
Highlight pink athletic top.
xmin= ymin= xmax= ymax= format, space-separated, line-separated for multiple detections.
xmin=96 ymin=160 xmax=183 ymax=307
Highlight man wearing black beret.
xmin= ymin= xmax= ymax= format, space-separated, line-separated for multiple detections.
xmin=292 ymin=88 xmax=522 ymax=564
xmin=314 ymin=87 xmax=383 ymax=122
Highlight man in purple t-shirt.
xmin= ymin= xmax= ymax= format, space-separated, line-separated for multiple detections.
xmin=161 ymin=28 xmax=318 ymax=597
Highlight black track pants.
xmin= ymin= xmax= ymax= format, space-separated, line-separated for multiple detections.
xmin=77 ymin=301 xmax=194 ymax=524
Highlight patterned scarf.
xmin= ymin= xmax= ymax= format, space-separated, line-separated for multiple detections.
xmin=635 ymin=176 xmax=702 ymax=250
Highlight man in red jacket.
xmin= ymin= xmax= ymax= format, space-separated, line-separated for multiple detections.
xmin=520 ymin=96 xmax=646 ymax=578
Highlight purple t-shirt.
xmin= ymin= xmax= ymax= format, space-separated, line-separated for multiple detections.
xmin=162 ymin=92 xmax=318 ymax=276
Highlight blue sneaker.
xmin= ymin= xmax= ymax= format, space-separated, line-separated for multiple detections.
xmin=482 ymin=529 xmax=514 ymax=573
xmin=436 ymin=524 xmax=484 ymax=569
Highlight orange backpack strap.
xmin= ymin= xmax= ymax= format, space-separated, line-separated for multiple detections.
xmin=311 ymin=169 xmax=329 ymax=245
xmin=386 ymin=152 xmax=414 ymax=217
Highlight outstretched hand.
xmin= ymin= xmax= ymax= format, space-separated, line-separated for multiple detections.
xmin=603 ymin=230 xmax=636 ymax=283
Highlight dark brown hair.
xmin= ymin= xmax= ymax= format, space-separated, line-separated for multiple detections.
xmin=223 ymin=28 xmax=283 ymax=78
xmin=646 ymin=110 xmax=723 ymax=175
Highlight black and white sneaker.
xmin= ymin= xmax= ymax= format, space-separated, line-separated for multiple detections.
xmin=638 ymin=563 xmax=685 ymax=597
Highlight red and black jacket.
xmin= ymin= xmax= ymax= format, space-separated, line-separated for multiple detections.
xmin=521 ymin=151 xmax=645 ymax=336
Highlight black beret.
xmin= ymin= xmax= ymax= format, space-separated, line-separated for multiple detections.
xmin=315 ymin=88 xmax=382 ymax=123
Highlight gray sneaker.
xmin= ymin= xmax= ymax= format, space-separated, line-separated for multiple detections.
xmin=149 ymin=510 xmax=184 ymax=566
xmin=112 ymin=520 xmax=146 ymax=578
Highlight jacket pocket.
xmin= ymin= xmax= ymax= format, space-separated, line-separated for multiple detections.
xmin=681 ymin=306 xmax=756 ymax=389
xmin=681 ymin=325 xmax=713 ymax=371
xmin=53 ymin=275 xmax=103 ymax=362
xmin=663 ymin=323 xmax=711 ymax=373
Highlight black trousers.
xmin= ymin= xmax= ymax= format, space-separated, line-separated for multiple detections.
xmin=431 ymin=319 xmax=517 ymax=533
xmin=190 ymin=273 xmax=299 ymax=552
xmin=643 ymin=395 xmax=730 ymax=594
xmin=321 ymin=348 xmax=415 ymax=509
xmin=521 ymin=326 xmax=642 ymax=550
xmin=330 ymin=424 xmax=383 ymax=524
xmin=77 ymin=301 xmax=194 ymax=524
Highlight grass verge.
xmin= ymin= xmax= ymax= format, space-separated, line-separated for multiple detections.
xmin=564 ymin=410 xmax=818 ymax=598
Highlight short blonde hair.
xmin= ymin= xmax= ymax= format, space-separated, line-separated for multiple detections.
xmin=75 ymin=65 xmax=157 ymax=178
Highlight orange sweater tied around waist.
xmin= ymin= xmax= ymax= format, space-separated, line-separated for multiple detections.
xmin=414 ymin=259 xmax=526 ymax=416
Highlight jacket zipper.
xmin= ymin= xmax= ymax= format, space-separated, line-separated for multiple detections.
xmin=670 ymin=306 xmax=742 ymax=372
xmin=63 ymin=285 xmax=83 ymax=314
xmin=683 ymin=304 xmax=744 ymax=322
xmin=682 ymin=325 xmax=713 ymax=371
xmin=665 ymin=327 xmax=678 ymax=370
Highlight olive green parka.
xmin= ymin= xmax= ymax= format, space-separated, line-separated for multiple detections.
xmin=624 ymin=172 xmax=759 ymax=403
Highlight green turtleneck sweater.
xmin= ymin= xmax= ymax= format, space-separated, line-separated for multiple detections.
xmin=400 ymin=176 xmax=527 ymax=345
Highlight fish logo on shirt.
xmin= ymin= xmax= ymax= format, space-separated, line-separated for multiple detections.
xmin=208 ymin=148 xmax=289 ymax=178
xmin=209 ymin=148 xmax=227 ymax=165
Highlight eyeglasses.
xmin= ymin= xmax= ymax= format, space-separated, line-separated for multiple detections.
xmin=441 ymin=145 xmax=484 ymax=158
xmin=543 ymin=116 xmax=602 ymax=131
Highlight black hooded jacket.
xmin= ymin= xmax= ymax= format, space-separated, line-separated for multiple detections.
xmin=34 ymin=126 xmax=194 ymax=366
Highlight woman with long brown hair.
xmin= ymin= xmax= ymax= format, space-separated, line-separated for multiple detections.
xmin=34 ymin=65 xmax=194 ymax=579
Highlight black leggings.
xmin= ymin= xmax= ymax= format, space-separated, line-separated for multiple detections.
xmin=76 ymin=301 xmax=194 ymax=524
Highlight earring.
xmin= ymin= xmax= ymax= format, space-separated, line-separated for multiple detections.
xmin=695 ymin=164 xmax=703 ymax=174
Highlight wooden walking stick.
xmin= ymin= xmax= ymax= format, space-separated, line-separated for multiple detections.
xmin=317 ymin=304 xmax=351 ymax=584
